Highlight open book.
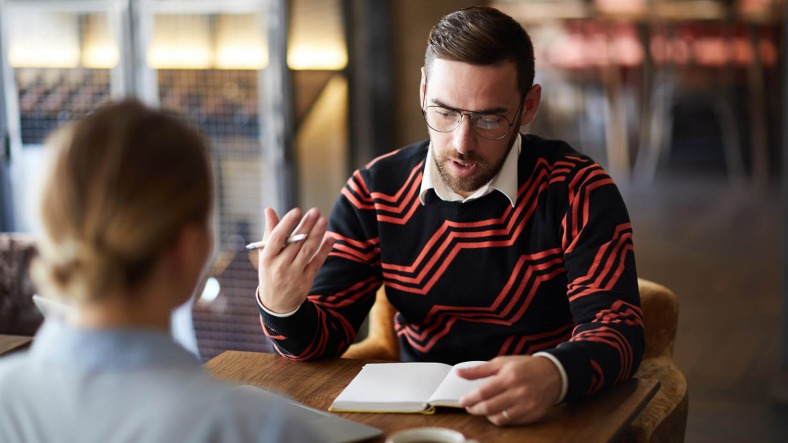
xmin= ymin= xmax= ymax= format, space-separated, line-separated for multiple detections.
xmin=328 ymin=361 xmax=489 ymax=414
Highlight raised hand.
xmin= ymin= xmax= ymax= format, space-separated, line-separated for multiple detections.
xmin=256 ymin=207 xmax=335 ymax=314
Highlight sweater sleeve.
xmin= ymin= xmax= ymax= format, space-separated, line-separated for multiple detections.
xmin=258 ymin=169 xmax=382 ymax=360
xmin=540 ymin=162 xmax=645 ymax=401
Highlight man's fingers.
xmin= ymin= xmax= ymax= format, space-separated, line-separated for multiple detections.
xmin=291 ymin=208 xmax=318 ymax=235
xmin=305 ymin=234 xmax=335 ymax=278
xmin=277 ymin=209 xmax=330 ymax=267
xmin=285 ymin=208 xmax=322 ymax=262
xmin=456 ymin=360 xmax=500 ymax=380
xmin=459 ymin=375 xmax=507 ymax=407
xmin=262 ymin=208 xmax=302 ymax=259
xmin=293 ymin=213 xmax=327 ymax=262
xmin=263 ymin=208 xmax=282 ymax=236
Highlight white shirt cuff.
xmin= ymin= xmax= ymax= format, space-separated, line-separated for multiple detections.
xmin=533 ymin=351 xmax=568 ymax=404
xmin=255 ymin=285 xmax=300 ymax=317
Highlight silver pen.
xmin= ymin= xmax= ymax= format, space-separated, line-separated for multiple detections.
xmin=245 ymin=233 xmax=308 ymax=251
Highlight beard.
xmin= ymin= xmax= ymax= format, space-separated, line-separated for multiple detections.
xmin=432 ymin=132 xmax=518 ymax=196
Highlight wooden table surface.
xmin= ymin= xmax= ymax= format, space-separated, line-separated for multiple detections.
xmin=206 ymin=350 xmax=659 ymax=443
xmin=0 ymin=335 xmax=33 ymax=356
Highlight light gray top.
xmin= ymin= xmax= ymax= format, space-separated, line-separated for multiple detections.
xmin=0 ymin=319 xmax=325 ymax=443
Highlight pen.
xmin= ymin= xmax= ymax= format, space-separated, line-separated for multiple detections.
xmin=245 ymin=233 xmax=308 ymax=251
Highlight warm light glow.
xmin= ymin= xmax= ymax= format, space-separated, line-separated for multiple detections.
xmin=147 ymin=14 xmax=213 ymax=69
xmin=148 ymin=46 xmax=213 ymax=69
xmin=215 ymin=14 xmax=267 ymax=70
xmin=287 ymin=46 xmax=347 ymax=70
xmin=288 ymin=0 xmax=347 ymax=70
xmin=148 ymin=13 xmax=268 ymax=70
xmin=9 ymin=47 xmax=81 ymax=68
xmin=82 ymin=14 xmax=119 ymax=69
xmin=216 ymin=46 xmax=268 ymax=69
xmin=82 ymin=45 xmax=120 ymax=69
xmin=8 ymin=10 xmax=81 ymax=68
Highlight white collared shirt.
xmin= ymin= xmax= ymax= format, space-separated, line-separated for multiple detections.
xmin=419 ymin=134 xmax=521 ymax=207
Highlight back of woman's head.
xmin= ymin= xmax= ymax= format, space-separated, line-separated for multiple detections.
xmin=32 ymin=99 xmax=213 ymax=303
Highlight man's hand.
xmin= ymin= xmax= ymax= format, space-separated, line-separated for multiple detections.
xmin=257 ymin=207 xmax=335 ymax=314
xmin=457 ymin=355 xmax=562 ymax=426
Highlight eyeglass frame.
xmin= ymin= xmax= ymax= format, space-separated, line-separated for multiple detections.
xmin=421 ymin=91 xmax=528 ymax=140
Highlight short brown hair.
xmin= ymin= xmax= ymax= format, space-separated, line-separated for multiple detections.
xmin=424 ymin=6 xmax=535 ymax=95
xmin=32 ymin=99 xmax=213 ymax=302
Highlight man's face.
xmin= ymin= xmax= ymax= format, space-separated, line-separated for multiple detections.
xmin=421 ymin=59 xmax=536 ymax=198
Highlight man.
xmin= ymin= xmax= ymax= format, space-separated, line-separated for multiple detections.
xmin=255 ymin=6 xmax=644 ymax=426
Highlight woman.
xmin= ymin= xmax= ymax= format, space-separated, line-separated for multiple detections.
xmin=0 ymin=100 xmax=323 ymax=442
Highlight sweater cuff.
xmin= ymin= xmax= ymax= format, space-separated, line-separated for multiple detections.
xmin=533 ymin=351 xmax=568 ymax=404
xmin=255 ymin=285 xmax=300 ymax=317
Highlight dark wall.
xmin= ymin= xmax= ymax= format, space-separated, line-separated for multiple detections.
xmin=390 ymin=0 xmax=483 ymax=149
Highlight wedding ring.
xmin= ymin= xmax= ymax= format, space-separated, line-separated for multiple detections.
xmin=502 ymin=409 xmax=511 ymax=422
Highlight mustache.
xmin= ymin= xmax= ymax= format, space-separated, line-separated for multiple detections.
xmin=446 ymin=151 xmax=483 ymax=163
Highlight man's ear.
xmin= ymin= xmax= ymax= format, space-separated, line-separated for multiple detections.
xmin=419 ymin=67 xmax=427 ymax=107
xmin=519 ymin=84 xmax=542 ymax=126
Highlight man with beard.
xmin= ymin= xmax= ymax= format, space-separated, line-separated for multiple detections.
xmin=254 ymin=6 xmax=644 ymax=426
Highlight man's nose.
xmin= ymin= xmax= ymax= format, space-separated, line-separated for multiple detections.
xmin=452 ymin=115 xmax=476 ymax=154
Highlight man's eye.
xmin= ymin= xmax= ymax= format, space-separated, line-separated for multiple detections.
xmin=436 ymin=109 xmax=456 ymax=119
xmin=475 ymin=115 xmax=502 ymax=129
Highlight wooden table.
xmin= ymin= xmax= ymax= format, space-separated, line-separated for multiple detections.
xmin=0 ymin=335 xmax=32 ymax=356
xmin=206 ymin=351 xmax=659 ymax=443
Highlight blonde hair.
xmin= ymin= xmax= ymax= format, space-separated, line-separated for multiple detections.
xmin=31 ymin=99 xmax=213 ymax=303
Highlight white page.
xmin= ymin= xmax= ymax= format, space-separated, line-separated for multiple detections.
xmin=428 ymin=361 xmax=489 ymax=407
xmin=330 ymin=362 xmax=452 ymax=411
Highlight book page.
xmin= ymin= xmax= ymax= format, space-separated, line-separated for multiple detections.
xmin=427 ymin=361 xmax=489 ymax=408
xmin=329 ymin=362 xmax=453 ymax=413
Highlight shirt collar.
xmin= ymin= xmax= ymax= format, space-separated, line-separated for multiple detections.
xmin=419 ymin=134 xmax=521 ymax=207
xmin=28 ymin=318 xmax=201 ymax=371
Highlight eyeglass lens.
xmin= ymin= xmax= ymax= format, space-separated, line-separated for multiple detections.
xmin=423 ymin=107 xmax=511 ymax=140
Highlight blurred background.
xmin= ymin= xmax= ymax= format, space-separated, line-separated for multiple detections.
xmin=0 ymin=0 xmax=784 ymax=441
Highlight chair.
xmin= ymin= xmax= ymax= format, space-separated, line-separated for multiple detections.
xmin=622 ymin=278 xmax=689 ymax=443
xmin=342 ymin=278 xmax=689 ymax=443
xmin=633 ymin=0 xmax=759 ymax=185
xmin=0 ymin=232 xmax=43 ymax=335
xmin=341 ymin=286 xmax=399 ymax=360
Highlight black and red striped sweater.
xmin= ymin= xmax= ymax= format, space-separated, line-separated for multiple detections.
xmin=260 ymin=134 xmax=644 ymax=401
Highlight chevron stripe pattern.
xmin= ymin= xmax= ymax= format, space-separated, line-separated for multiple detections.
xmin=259 ymin=134 xmax=645 ymax=401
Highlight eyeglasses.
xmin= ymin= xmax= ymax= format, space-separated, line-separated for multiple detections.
xmin=421 ymin=96 xmax=525 ymax=140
